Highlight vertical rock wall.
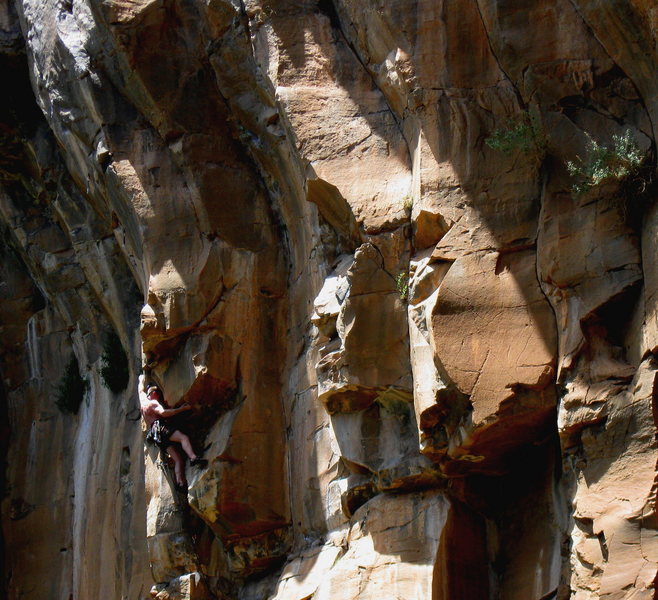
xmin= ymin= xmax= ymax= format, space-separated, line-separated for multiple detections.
xmin=1 ymin=0 xmax=658 ymax=599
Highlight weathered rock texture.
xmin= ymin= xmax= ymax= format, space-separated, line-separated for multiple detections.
xmin=1 ymin=0 xmax=658 ymax=598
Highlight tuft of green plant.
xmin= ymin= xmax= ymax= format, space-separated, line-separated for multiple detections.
xmin=100 ymin=330 xmax=130 ymax=394
xmin=402 ymin=194 xmax=413 ymax=212
xmin=395 ymin=272 xmax=409 ymax=301
xmin=55 ymin=354 xmax=86 ymax=415
xmin=485 ymin=110 xmax=546 ymax=159
xmin=566 ymin=130 xmax=643 ymax=195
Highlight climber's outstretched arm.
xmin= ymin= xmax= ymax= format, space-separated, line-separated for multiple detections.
xmin=153 ymin=403 xmax=192 ymax=419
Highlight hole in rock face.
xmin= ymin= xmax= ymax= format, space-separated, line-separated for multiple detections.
xmin=597 ymin=531 xmax=609 ymax=562
xmin=27 ymin=280 xmax=46 ymax=312
xmin=120 ymin=446 xmax=131 ymax=478
xmin=581 ymin=285 xmax=641 ymax=350
xmin=316 ymin=0 xmax=341 ymax=30
xmin=574 ymin=516 xmax=594 ymax=535
xmin=557 ymin=95 xmax=587 ymax=119
xmin=578 ymin=284 xmax=642 ymax=381
xmin=341 ymin=481 xmax=376 ymax=517
xmin=593 ymin=64 xmax=633 ymax=93
xmin=259 ymin=287 xmax=282 ymax=298
xmin=0 ymin=54 xmax=43 ymax=141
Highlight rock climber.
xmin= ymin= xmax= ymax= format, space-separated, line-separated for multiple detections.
xmin=140 ymin=383 xmax=207 ymax=489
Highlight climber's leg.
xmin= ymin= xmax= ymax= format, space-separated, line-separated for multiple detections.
xmin=169 ymin=430 xmax=197 ymax=461
xmin=166 ymin=444 xmax=186 ymax=487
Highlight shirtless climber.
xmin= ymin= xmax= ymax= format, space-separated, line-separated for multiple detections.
xmin=140 ymin=384 xmax=207 ymax=489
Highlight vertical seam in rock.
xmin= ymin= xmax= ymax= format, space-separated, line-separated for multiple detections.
xmin=471 ymin=0 xmax=525 ymax=108
xmin=534 ymin=168 xmax=560 ymax=372
xmin=323 ymin=0 xmax=414 ymax=168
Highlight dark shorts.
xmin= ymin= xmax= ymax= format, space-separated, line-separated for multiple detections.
xmin=146 ymin=419 xmax=176 ymax=450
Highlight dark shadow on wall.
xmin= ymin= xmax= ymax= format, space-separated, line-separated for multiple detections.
xmin=0 ymin=239 xmax=50 ymax=600
xmin=433 ymin=426 xmax=565 ymax=600
xmin=0 ymin=375 xmax=7 ymax=600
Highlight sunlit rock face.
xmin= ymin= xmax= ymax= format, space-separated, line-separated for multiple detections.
xmin=1 ymin=0 xmax=658 ymax=599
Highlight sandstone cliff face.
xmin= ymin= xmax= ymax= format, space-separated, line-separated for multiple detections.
xmin=1 ymin=0 xmax=658 ymax=598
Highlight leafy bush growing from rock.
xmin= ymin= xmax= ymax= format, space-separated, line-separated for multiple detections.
xmin=395 ymin=272 xmax=409 ymax=301
xmin=100 ymin=330 xmax=130 ymax=394
xmin=485 ymin=110 xmax=546 ymax=159
xmin=55 ymin=354 xmax=86 ymax=415
xmin=567 ymin=131 xmax=643 ymax=195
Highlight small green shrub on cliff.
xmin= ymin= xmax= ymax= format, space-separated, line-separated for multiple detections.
xmin=55 ymin=354 xmax=86 ymax=415
xmin=486 ymin=111 xmax=546 ymax=159
xmin=567 ymin=131 xmax=643 ymax=195
xmin=100 ymin=330 xmax=130 ymax=394
xmin=395 ymin=272 xmax=409 ymax=301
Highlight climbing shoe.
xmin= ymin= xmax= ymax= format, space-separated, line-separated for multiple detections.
xmin=190 ymin=458 xmax=208 ymax=468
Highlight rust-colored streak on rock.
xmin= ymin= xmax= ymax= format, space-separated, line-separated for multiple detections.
xmin=323 ymin=387 xmax=379 ymax=414
xmin=433 ymin=499 xmax=490 ymax=600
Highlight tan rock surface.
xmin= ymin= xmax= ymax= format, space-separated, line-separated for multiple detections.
xmin=432 ymin=249 xmax=556 ymax=425
xmin=313 ymin=492 xmax=447 ymax=600
xmin=259 ymin=5 xmax=413 ymax=234
xmin=316 ymin=243 xmax=412 ymax=410
xmin=564 ymin=361 xmax=658 ymax=599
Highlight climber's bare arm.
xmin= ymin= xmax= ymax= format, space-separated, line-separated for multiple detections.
xmin=152 ymin=403 xmax=192 ymax=419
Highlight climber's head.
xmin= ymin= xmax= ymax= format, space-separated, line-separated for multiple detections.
xmin=146 ymin=385 xmax=162 ymax=403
